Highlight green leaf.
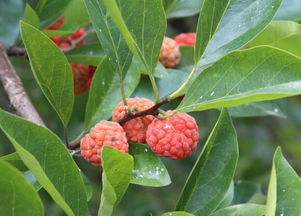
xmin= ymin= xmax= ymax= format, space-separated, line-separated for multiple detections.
xmin=209 ymin=204 xmax=266 ymax=216
xmin=176 ymin=109 xmax=238 ymax=215
xmin=217 ymin=181 xmax=234 ymax=209
xmin=178 ymin=46 xmax=301 ymax=113
xmin=201 ymin=0 xmax=283 ymax=66
xmin=24 ymin=171 xmax=42 ymax=191
xmin=266 ymin=147 xmax=301 ymax=216
xmin=85 ymin=0 xmax=132 ymax=77
xmin=1 ymin=152 xmax=28 ymax=172
xmin=99 ymin=146 xmax=133 ymax=216
xmin=37 ymin=0 xmax=72 ymax=28
xmin=0 ymin=0 xmax=24 ymax=46
xmin=64 ymin=0 xmax=90 ymax=26
xmin=24 ymin=4 xmax=40 ymax=28
xmin=132 ymin=69 xmax=188 ymax=100
xmin=65 ymin=43 xmax=104 ymax=66
xmin=20 ymin=21 xmax=74 ymax=126
xmin=129 ymin=143 xmax=171 ymax=187
xmin=194 ymin=0 xmax=231 ymax=64
xmin=166 ymin=0 xmax=203 ymax=19
xmin=80 ymin=170 xmax=93 ymax=201
xmin=247 ymin=21 xmax=301 ymax=58
xmin=162 ymin=212 xmax=195 ymax=216
xmin=0 ymin=160 xmax=43 ymax=216
xmin=0 ymin=109 xmax=87 ymax=216
xmin=232 ymin=181 xmax=262 ymax=205
xmin=85 ymin=57 xmax=140 ymax=130
xmin=102 ymin=0 xmax=166 ymax=74
xmin=228 ymin=102 xmax=286 ymax=118
xmin=274 ymin=0 xmax=301 ymax=21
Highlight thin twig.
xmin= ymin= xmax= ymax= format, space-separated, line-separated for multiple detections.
xmin=69 ymin=139 xmax=81 ymax=150
xmin=67 ymin=97 xmax=172 ymax=150
xmin=118 ymin=97 xmax=171 ymax=125
xmin=0 ymin=43 xmax=45 ymax=126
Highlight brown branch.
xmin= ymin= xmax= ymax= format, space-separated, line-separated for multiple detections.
xmin=0 ymin=43 xmax=45 ymax=126
xmin=67 ymin=97 xmax=172 ymax=150
xmin=6 ymin=46 xmax=26 ymax=57
xmin=69 ymin=139 xmax=81 ymax=150
xmin=118 ymin=97 xmax=171 ymax=125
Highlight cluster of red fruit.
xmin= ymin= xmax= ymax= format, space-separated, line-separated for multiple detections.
xmin=81 ymin=97 xmax=199 ymax=166
xmin=159 ymin=33 xmax=196 ymax=68
xmin=44 ymin=17 xmax=96 ymax=95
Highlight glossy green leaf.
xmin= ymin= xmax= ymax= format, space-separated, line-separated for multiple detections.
xmin=266 ymin=147 xmax=301 ymax=216
xmin=274 ymin=0 xmax=301 ymax=21
xmin=166 ymin=0 xmax=203 ymax=19
xmin=37 ymin=0 xmax=72 ymax=28
xmin=247 ymin=21 xmax=301 ymax=58
xmin=99 ymin=146 xmax=133 ymax=216
xmin=0 ymin=0 xmax=24 ymax=46
xmin=162 ymin=212 xmax=194 ymax=216
xmin=64 ymin=0 xmax=90 ymax=26
xmin=228 ymin=102 xmax=286 ymax=118
xmin=24 ymin=4 xmax=40 ymax=28
xmin=20 ymin=22 xmax=74 ymax=126
xmin=129 ymin=143 xmax=171 ymax=187
xmin=178 ymin=46 xmax=301 ymax=113
xmin=102 ymin=0 xmax=166 ymax=74
xmin=0 ymin=160 xmax=43 ymax=216
xmin=217 ymin=181 xmax=234 ymax=209
xmin=85 ymin=57 xmax=140 ymax=130
xmin=0 ymin=109 xmax=87 ymax=216
xmin=43 ymin=29 xmax=75 ymax=38
xmin=194 ymin=0 xmax=231 ymax=63
xmin=85 ymin=0 xmax=132 ymax=77
xmin=65 ymin=43 xmax=104 ymax=66
xmin=1 ymin=152 xmax=28 ymax=172
xmin=176 ymin=109 xmax=238 ymax=215
xmin=209 ymin=204 xmax=266 ymax=216
xmin=201 ymin=0 xmax=283 ymax=66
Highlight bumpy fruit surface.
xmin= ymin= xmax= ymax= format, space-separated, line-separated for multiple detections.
xmin=70 ymin=63 xmax=96 ymax=95
xmin=159 ymin=36 xmax=181 ymax=68
xmin=174 ymin=33 xmax=196 ymax=46
xmin=112 ymin=98 xmax=155 ymax=143
xmin=146 ymin=111 xmax=199 ymax=159
xmin=80 ymin=120 xmax=128 ymax=166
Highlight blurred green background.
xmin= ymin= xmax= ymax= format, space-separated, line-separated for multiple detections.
xmin=1 ymin=0 xmax=301 ymax=215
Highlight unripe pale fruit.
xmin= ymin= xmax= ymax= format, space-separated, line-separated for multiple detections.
xmin=80 ymin=120 xmax=128 ymax=166
xmin=146 ymin=111 xmax=199 ymax=159
xmin=112 ymin=98 xmax=155 ymax=143
xmin=159 ymin=36 xmax=181 ymax=68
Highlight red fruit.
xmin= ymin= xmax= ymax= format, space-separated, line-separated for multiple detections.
xmin=146 ymin=111 xmax=199 ymax=159
xmin=59 ymin=42 xmax=71 ymax=49
xmin=50 ymin=35 xmax=62 ymax=45
xmin=112 ymin=98 xmax=155 ymax=143
xmin=72 ymin=28 xmax=85 ymax=40
xmin=70 ymin=63 xmax=96 ymax=95
xmin=159 ymin=36 xmax=181 ymax=68
xmin=44 ymin=16 xmax=65 ymax=30
xmin=80 ymin=120 xmax=128 ymax=166
xmin=174 ymin=33 xmax=196 ymax=46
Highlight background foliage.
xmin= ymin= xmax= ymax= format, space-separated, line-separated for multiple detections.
xmin=1 ymin=0 xmax=301 ymax=215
